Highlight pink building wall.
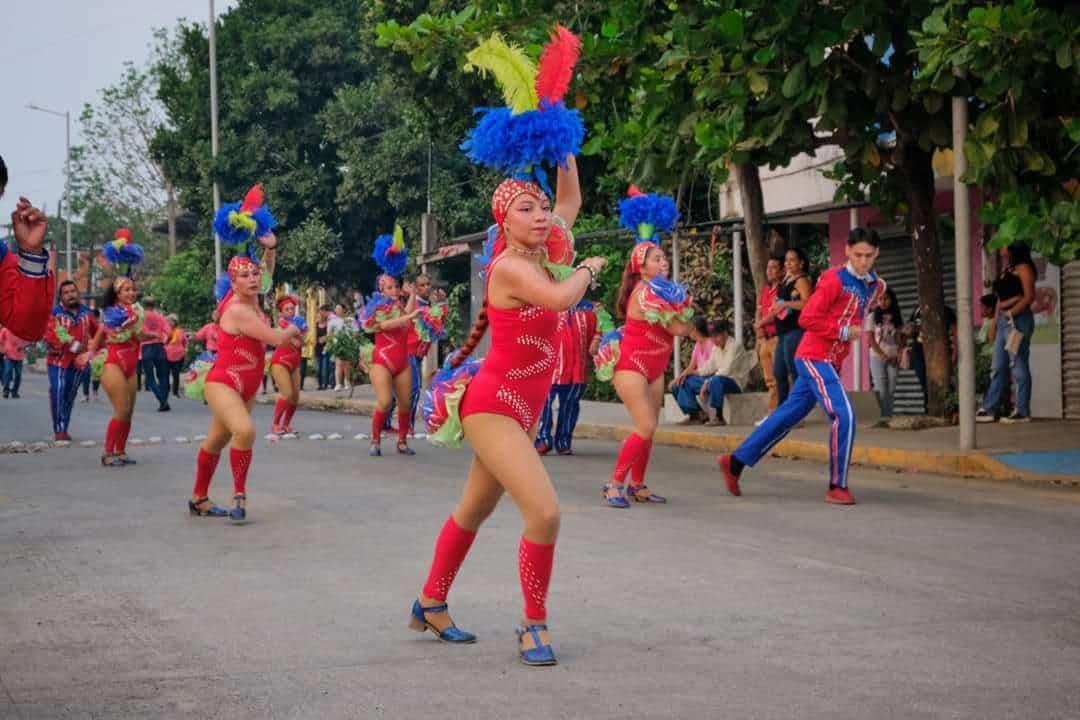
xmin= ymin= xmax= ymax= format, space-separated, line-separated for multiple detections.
xmin=827 ymin=191 xmax=986 ymax=390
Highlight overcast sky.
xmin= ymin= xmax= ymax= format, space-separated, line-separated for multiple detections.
xmin=2 ymin=0 xmax=236 ymax=228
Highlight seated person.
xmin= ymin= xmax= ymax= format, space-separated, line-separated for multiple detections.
xmin=697 ymin=320 xmax=754 ymax=426
xmin=668 ymin=316 xmax=714 ymax=424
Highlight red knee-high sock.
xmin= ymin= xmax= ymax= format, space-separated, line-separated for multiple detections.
xmin=104 ymin=419 xmax=120 ymax=454
xmin=115 ymin=420 xmax=132 ymax=454
xmin=422 ymin=515 xmax=478 ymax=601
xmin=519 ymin=536 xmax=555 ymax=622
xmin=230 ymin=447 xmax=253 ymax=496
xmin=611 ymin=433 xmax=648 ymax=485
xmin=273 ymin=398 xmax=288 ymax=427
xmin=282 ymin=402 xmax=298 ymax=428
xmin=630 ymin=438 xmax=654 ymax=487
xmin=372 ymin=409 xmax=387 ymax=443
xmin=397 ymin=411 xmax=410 ymax=444
xmin=193 ymin=449 xmax=221 ymax=498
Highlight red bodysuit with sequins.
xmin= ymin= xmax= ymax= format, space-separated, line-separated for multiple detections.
xmin=373 ymin=324 xmax=410 ymax=376
xmin=270 ymin=318 xmax=301 ymax=372
xmin=207 ymin=325 xmax=267 ymax=402
xmin=106 ymin=337 xmax=141 ymax=378
xmin=459 ymin=256 xmax=560 ymax=431
xmin=614 ymin=288 xmax=675 ymax=383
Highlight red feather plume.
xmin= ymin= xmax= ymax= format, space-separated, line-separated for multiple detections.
xmin=535 ymin=25 xmax=581 ymax=104
xmin=240 ymin=184 xmax=264 ymax=214
xmin=627 ymin=185 xmax=645 ymax=198
xmin=114 ymin=227 xmax=132 ymax=242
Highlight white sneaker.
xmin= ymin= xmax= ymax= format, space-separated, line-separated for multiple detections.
xmin=334 ymin=384 xmax=344 ymax=392
xmin=343 ymin=383 xmax=352 ymax=391
xmin=754 ymin=415 xmax=769 ymax=427
xmin=1000 ymin=412 xmax=1031 ymax=424
xmin=975 ymin=409 xmax=996 ymax=423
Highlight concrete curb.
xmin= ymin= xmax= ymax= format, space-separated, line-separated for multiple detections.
xmin=274 ymin=394 xmax=1080 ymax=487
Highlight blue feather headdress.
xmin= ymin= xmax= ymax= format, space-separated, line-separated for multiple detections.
xmin=213 ymin=184 xmax=277 ymax=261
xmin=618 ymin=186 xmax=679 ymax=243
xmin=103 ymin=228 xmax=144 ymax=277
xmin=373 ymin=225 xmax=409 ymax=279
xmin=461 ymin=26 xmax=585 ymax=195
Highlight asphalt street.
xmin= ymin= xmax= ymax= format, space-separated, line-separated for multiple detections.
xmin=2 ymin=371 xmax=1079 ymax=719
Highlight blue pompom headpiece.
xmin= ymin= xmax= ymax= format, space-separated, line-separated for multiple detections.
xmin=214 ymin=273 xmax=232 ymax=303
xmin=103 ymin=228 xmax=144 ymax=277
xmin=618 ymin=186 xmax=679 ymax=243
xmin=213 ymin=184 xmax=277 ymax=251
xmin=373 ymin=225 xmax=408 ymax=279
xmin=461 ymin=27 xmax=585 ymax=195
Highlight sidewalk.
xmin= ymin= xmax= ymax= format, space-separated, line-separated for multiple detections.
xmin=276 ymin=385 xmax=1080 ymax=485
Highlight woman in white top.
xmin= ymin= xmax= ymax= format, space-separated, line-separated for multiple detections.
xmin=327 ymin=302 xmax=351 ymax=391
xmin=868 ymin=288 xmax=902 ymax=419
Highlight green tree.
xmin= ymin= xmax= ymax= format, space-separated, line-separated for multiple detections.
xmin=914 ymin=0 xmax=1080 ymax=265
xmin=145 ymin=246 xmax=216 ymax=327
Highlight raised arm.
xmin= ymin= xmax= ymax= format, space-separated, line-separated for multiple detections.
xmin=229 ymin=305 xmax=298 ymax=348
xmin=498 ymin=256 xmax=604 ymax=312
xmin=553 ymin=155 xmax=581 ymax=230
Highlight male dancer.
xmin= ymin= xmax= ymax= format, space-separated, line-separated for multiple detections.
xmin=719 ymin=227 xmax=885 ymax=505
xmin=44 ymin=280 xmax=99 ymax=440
xmin=536 ymin=300 xmax=599 ymax=455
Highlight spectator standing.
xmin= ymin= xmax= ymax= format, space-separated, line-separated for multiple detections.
xmin=868 ymin=288 xmax=902 ymax=420
xmin=753 ymin=256 xmax=783 ymax=419
xmin=164 ymin=314 xmax=187 ymax=399
xmin=0 ymin=325 xmax=30 ymax=398
xmin=140 ymin=298 xmax=172 ymax=411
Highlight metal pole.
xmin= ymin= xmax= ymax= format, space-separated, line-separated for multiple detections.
xmin=64 ymin=110 xmax=72 ymax=279
xmin=671 ymin=229 xmax=682 ymax=377
xmin=733 ymin=229 xmax=744 ymax=346
xmin=953 ymin=92 xmax=976 ymax=449
xmin=849 ymin=207 xmax=862 ymax=391
xmin=209 ymin=0 xmax=222 ymax=277
xmin=426 ymin=140 xmax=433 ymax=215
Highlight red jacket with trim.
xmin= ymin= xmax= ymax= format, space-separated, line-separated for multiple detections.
xmin=796 ymin=265 xmax=885 ymax=369
xmin=0 ymin=246 xmax=54 ymax=341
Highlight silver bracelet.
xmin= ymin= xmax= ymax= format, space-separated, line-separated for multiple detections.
xmin=576 ymin=264 xmax=597 ymax=282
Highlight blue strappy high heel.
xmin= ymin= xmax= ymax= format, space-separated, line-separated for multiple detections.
xmin=120 ymin=455 xmax=137 ymax=465
xmin=408 ymin=599 xmax=476 ymax=643
xmin=188 ymin=497 xmax=228 ymax=517
xmin=397 ymin=442 xmax=416 ymax=456
xmin=602 ymin=483 xmax=630 ymax=509
xmin=516 ymin=624 xmax=557 ymax=666
xmin=101 ymin=454 xmax=125 ymax=468
xmin=628 ymin=485 xmax=667 ymax=503
xmin=229 ymin=494 xmax=247 ymax=524
xmin=370 ymin=444 xmax=382 ymax=457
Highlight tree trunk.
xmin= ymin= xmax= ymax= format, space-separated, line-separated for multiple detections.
xmin=166 ymin=183 xmax=177 ymax=258
xmin=733 ymin=162 xmax=768 ymax=293
xmin=902 ymin=145 xmax=952 ymax=417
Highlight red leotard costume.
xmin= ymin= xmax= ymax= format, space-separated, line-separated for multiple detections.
xmin=206 ymin=293 xmax=268 ymax=404
xmin=103 ymin=303 xmax=144 ymax=378
xmin=373 ymin=323 xmax=410 ymax=377
xmin=614 ymin=311 xmax=674 ymax=383
xmin=269 ymin=317 xmax=301 ymax=372
xmin=459 ymin=254 xmax=560 ymax=431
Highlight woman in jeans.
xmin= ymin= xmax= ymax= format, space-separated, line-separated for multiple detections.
xmin=761 ymin=248 xmax=812 ymax=405
xmin=978 ymin=243 xmax=1037 ymax=423
xmin=314 ymin=305 xmax=332 ymax=390
xmin=868 ymin=288 xmax=902 ymax=419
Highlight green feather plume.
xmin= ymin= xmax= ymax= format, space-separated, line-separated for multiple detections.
xmin=465 ymin=34 xmax=539 ymax=114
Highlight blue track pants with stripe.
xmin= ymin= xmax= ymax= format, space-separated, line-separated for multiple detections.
xmin=732 ymin=358 xmax=855 ymax=489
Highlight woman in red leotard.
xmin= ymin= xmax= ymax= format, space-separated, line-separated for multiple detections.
xmin=599 ymin=190 xmax=694 ymax=508
xmin=189 ymin=243 xmax=300 ymax=524
xmin=270 ymin=294 xmax=305 ymax=435
xmin=361 ymin=231 xmax=419 ymax=456
xmin=413 ymin=169 xmax=606 ymax=666
xmin=88 ymin=229 xmax=156 ymax=467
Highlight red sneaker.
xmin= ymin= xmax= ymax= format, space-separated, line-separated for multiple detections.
xmin=825 ymin=487 xmax=856 ymax=505
xmin=535 ymin=443 xmax=551 ymax=456
xmin=270 ymin=424 xmax=285 ymax=435
xmin=717 ymin=454 xmax=742 ymax=497
xmin=54 ymin=432 xmax=71 ymax=442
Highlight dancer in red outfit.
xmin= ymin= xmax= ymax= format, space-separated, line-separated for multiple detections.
xmin=270 ymin=294 xmax=305 ymax=435
xmin=88 ymin=229 xmax=153 ymax=467
xmin=361 ymin=227 xmax=419 ymax=456
xmin=0 ymin=166 xmax=55 ymax=342
xmin=598 ymin=189 xmax=694 ymax=507
xmin=190 ymin=185 xmax=294 ymax=523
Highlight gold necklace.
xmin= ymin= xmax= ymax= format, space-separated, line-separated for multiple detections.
xmin=506 ymin=243 xmax=545 ymax=259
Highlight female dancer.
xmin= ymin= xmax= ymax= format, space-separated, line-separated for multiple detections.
xmin=361 ymin=228 xmax=419 ymax=456
xmin=189 ymin=251 xmax=299 ymax=522
xmin=270 ymin=293 xmax=306 ymax=435
xmin=90 ymin=229 xmax=152 ymax=467
xmin=412 ymin=26 xmax=601 ymax=666
xmin=598 ymin=189 xmax=693 ymax=508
